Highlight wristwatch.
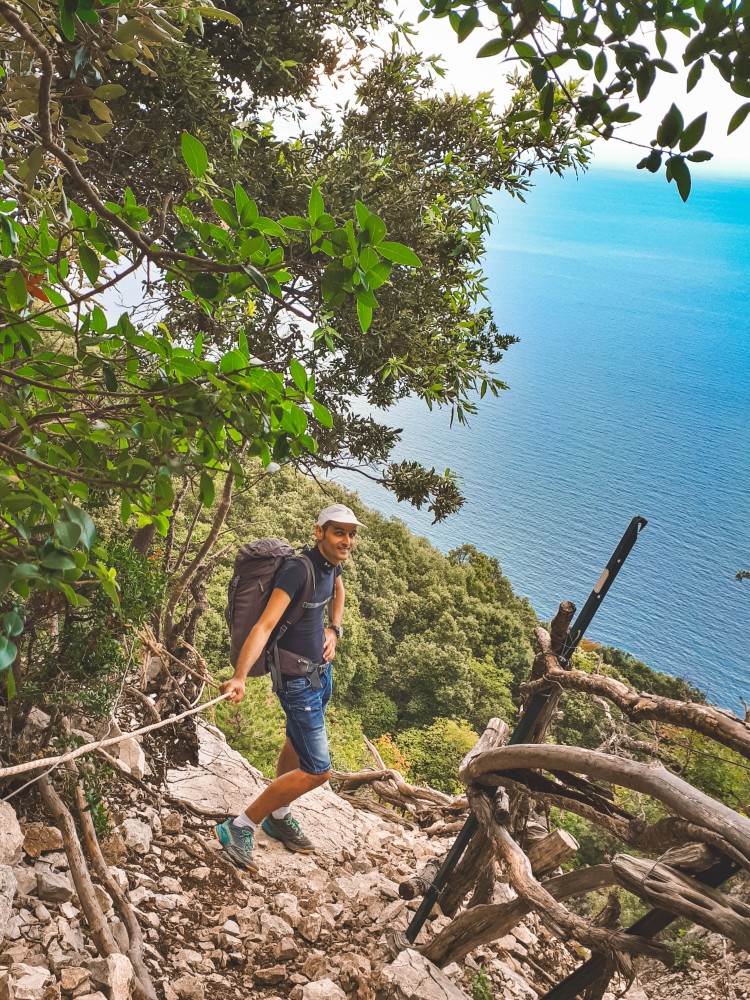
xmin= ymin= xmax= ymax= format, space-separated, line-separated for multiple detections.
xmin=329 ymin=625 xmax=344 ymax=639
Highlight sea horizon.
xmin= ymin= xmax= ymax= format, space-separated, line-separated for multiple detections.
xmin=333 ymin=165 xmax=750 ymax=711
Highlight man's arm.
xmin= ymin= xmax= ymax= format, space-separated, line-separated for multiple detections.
xmin=221 ymin=588 xmax=292 ymax=703
xmin=323 ymin=575 xmax=345 ymax=662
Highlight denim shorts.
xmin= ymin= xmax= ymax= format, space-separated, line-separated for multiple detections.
xmin=277 ymin=664 xmax=332 ymax=775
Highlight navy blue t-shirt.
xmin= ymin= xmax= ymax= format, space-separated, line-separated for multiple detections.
xmin=273 ymin=545 xmax=341 ymax=662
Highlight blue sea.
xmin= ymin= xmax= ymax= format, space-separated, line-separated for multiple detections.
xmin=334 ymin=168 xmax=750 ymax=710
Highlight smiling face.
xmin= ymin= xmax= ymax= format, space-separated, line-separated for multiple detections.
xmin=315 ymin=520 xmax=358 ymax=566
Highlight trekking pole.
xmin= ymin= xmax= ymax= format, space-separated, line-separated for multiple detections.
xmin=403 ymin=515 xmax=648 ymax=945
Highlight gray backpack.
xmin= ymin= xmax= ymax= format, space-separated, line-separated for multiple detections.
xmin=225 ymin=539 xmax=314 ymax=676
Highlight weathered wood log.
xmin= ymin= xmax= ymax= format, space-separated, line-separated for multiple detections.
xmin=522 ymin=667 xmax=750 ymax=762
xmin=458 ymin=717 xmax=509 ymax=786
xmin=467 ymin=744 xmax=750 ymax=866
xmin=527 ymin=829 xmax=579 ymax=877
xmin=73 ymin=773 xmax=157 ymax=1000
xmin=660 ymin=841 xmax=720 ymax=871
xmin=423 ymin=864 xmax=615 ymax=967
xmin=338 ymin=791 xmax=416 ymax=828
xmin=400 ymin=861 xmax=441 ymax=901
xmin=550 ymin=601 xmax=577 ymax=655
xmin=470 ymin=791 xmax=674 ymax=971
xmin=39 ymin=777 xmax=119 ymax=959
xmin=612 ymin=853 xmax=750 ymax=951
xmin=438 ymin=828 xmax=495 ymax=918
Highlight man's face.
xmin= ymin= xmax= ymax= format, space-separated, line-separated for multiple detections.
xmin=315 ymin=521 xmax=357 ymax=566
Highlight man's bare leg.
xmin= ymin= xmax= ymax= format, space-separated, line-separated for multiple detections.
xmin=243 ymin=765 xmax=329 ymax=824
xmin=276 ymin=737 xmax=299 ymax=777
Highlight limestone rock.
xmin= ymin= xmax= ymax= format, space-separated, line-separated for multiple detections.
xmin=172 ymin=974 xmax=204 ymax=1000
xmin=36 ymin=870 xmax=74 ymax=903
xmin=379 ymin=950 xmax=471 ymax=1000
xmin=0 ymin=805 xmax=23 ymax=866
xmin=21 ymin=825 xmax=63 ymax=860
xmin=161 ymin=812 xmax=183 ymax=835
xmin=59 ymin=967 xmax=89 ymax=994
xmin=10 ymin=866 xmax=35 ymax=897
xmin=301 ymin=980 xmax=347 ymax=1000
xmin=116 ymin=737 xmax=146 ymax=779
xmin=0 ymin=867 xmax=17 ymax=941
xmin=120 ymin=819 xmax=152 ymax=855
xmin=255 ymin=965 xmax=286 ymax=986
xmin=10 ymin=964 xmax=53 ymax=1000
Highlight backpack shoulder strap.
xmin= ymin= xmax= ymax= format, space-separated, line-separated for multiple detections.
xmin=274 ymin=553 xmax=315 ymax=637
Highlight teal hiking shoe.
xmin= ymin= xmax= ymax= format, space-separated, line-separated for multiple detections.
xmin=214 ymin=819 xmax=258 ymax=873
xmin=261 ymin=813 xmax=314 ymax=854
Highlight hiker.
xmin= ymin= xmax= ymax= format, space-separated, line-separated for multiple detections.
xmin=215 ymin=503 xmax=363 ymax=872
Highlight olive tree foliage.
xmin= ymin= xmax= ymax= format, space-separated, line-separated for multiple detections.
xmin=0 ymin=0 xmax=590 ymax=695
xmin=422 ymin=0 xmax=750 ymax=200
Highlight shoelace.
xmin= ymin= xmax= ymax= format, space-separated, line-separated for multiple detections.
xmin=284 ymin=816 xmax=302 ymax=835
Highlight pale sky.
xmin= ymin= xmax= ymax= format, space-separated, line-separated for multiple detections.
xmin=404 ymin=6 xmax=749 ymax=176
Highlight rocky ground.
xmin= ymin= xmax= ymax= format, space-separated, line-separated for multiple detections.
xmin=1 ymin=721 xmax=748 ymax=1000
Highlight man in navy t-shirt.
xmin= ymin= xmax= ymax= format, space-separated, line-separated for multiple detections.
xmin=215 ymin=503 xmax=363 ymax=873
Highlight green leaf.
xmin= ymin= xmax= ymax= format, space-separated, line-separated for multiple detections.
xmin=5 ymin=271 xmax=27 ymax=311
xmin=280 ymin=215 xmax=311 ymax=231
xmin=679 ymin=112 xmax=707 ymax=151
xmin=199 ymin=472 xmax=215 ymax=507
xmin=513 ymin=41 xmax=537 ymax=61
xmin=55 ymin=519 xmax=82 ymax=549
xmin=192 ymin=272 xmax=220 ymax=299
xmin=78 ymin=244 xmax=100 ymax=284
xmin=62 ymin=502 xmax=96 ymax=548
xmin=575 ymin=50 xmax=593 ymax=71
xmin=377 ymin=242 xmax=421 ymax=267
xmin=666 ymin=156 xmax=691 ymax=202
xmin=181 ymin=132 xmax=209 ymax=178
xmin=94 ymin=84 xmax=127 ymax=99
xmin=477 ymin=39 xmax=506 ymax=58
xmin=0 ymin=635 xmax=17 ymax=671
xmin=308 ymin=184 xmax=324 ymax=223
xmin=311 ymin=399 xmax=333 ymax=428
xmin=656 ymin=103 xmax=684 ymax=147
xmin=2 ymin=610 xmax=23 ymax=638
xmin=456 ymin=5 xmax=479 ymax=42
xmin=357 ymin=299 xmax=373 ymax=332
xmin=6 ymin=666 xmax=16 ymax=699
xmin=290 ymin=358 xmax=307 ymax=391
xmin=219 ymin=349 xmax=247 ymax=373
xmin=594 ymin=51 xmax=607 ymax=82
xmin=192 ymin=5 xmax=243 ymax=27
xmin=41 ymin=550 xmax=78 ymax=571
xmin=687 ymin=59 xmax=704 ymax=93
xmin=355 ymin=201 xmax=369 ymax=230
xmin=234 ymin=182 xmax=257 ymax=226
xmin=212 ymin=198 xmax=239 ymax=228
xmin=728 ymin=102 xmax=750 ymax=135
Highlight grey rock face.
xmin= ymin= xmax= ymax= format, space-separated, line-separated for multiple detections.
xmin=0 ymin=805 xmax=24 ymax=867
xmin=0 ymin=867 xmax=17 ymax=941
xmin=120 ymin=818 xmax=152 ymax=855
xmin=379 ymin=949 xmax=471 ymax=1000
xmin=35 ymin=870 xmax=74 ymax=903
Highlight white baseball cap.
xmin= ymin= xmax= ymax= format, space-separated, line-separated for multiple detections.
xmin=317 ymin=503 xmax=364 ymax=528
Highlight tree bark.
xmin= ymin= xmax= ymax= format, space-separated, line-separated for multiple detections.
xmin=467 ymin=743 xmax=750 ymax=866
xmin=470 ymin=792 xmax=673 ymax=972
xmin=423 ymin=864 xmax=615 ymax=967
xmin=522 ymin=667 xmax=750 ymax=761
xmin=73 ymin=774 xmax=157 ymax=1000
xmin=39 ymin=777 xmax=118 ymax=958
xmin=612 ymin=854 xmax=750 ymax=951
